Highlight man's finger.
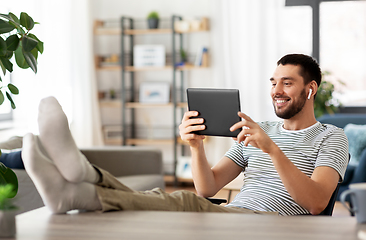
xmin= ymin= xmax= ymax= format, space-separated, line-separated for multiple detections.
xmin=182 ymin=111 xmax=199 ymax=121
xmin=230 ymin=119 xmax=256 ymax=132
xmin=238 ymin=112 xmax=254 ymax=122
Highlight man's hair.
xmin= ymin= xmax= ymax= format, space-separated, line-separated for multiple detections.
xmin=277 ymin=54 xmax=322 ymax=87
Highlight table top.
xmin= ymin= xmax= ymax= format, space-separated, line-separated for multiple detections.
xmin=7 ymin=207 xmax=366 ymax=240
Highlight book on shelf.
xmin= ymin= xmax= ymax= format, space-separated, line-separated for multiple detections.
xmin=194 ymin=46 xmax=208 ymax=67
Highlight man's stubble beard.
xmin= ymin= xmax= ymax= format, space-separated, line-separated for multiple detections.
xmin=273 ymin=89 xmax=307 ymax=120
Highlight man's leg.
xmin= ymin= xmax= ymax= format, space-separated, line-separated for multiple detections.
xmin=32 ymin=96 xmax=274 ymax=215
xmin=22 ymin=133 xmax=102 ymax=213
xmin=37 ymin=97 xmax=99 ymax=184
xmin=94 ymin=166 xmax=274 ymax=214
xmin=0 ymin=151 xmax=24 ymax=169
xmin=23 ymin=132 xmax=271 ymax=214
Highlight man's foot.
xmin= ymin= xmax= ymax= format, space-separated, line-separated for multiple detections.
xmin=0 ymin=136 xmax=23 ymax=150
xmin=37 ymin=97 xmax=99 ymax=183
xmin=22 ymin=133 xmax=102 ymax=213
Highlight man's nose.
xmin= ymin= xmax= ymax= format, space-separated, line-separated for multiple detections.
xmin=273 ymin=84 xmax=284 ymax=96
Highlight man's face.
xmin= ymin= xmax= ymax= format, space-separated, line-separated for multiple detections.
xmin=270 ymin=64 xmax=307 ymax=119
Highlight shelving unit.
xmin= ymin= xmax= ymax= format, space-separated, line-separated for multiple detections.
xmin=94 ymin=16 xmax=209 ymax=183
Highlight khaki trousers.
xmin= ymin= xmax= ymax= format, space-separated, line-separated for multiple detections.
xmin=94 ymin=166 xmax=277 ymax=215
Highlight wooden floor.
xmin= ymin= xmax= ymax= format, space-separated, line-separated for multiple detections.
xmin=164 ymin=181 xmax=351 ymax=217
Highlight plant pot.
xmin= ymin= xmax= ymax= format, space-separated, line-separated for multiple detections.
xmin=0 ymin=210 xmax=16 ymax=238
xmin=147 ymin=18 xmax=159 ymax=29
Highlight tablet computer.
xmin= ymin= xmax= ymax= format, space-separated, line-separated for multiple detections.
xmin=186 ymin=88 xmax=241 ymax=137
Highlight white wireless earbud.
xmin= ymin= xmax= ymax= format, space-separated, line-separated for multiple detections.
xmin=308 ymin=89 xmax=312 ymax=100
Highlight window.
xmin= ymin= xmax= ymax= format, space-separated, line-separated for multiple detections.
xmin=320 ymin=1 xmax=366 ymax=106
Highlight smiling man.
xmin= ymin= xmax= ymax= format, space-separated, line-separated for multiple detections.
xmin=181 ymin=54 xmax=349 ymax=215
xmin=22 ymin=54 xmax=349 ymax=216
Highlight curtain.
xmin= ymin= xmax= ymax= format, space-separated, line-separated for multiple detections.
xmin=212 ymin=0 xmax=282 ymax=122
xmin=3 ymin=0 xmax=103 ymax=147
xmin=206 ymin=0 xmax=283 ymax=164
xmin=68 ymin=0 xmax=104 ymax=147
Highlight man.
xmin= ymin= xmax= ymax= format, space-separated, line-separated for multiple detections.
xmin=22 ymin=53 xmax=348 ymax=215
xmin=180 ymin=53 xmax=348 ymax=215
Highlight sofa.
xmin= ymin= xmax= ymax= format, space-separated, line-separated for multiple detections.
xmin=317 ymin=113 xmax=366 ymax=202
xmin=12 ymin=146 xmax=165 ymax=214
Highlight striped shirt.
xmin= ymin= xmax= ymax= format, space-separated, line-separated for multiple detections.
xmin=225 ymin=121 xmax=349 ymax=215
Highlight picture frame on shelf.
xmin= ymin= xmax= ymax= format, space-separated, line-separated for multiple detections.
xmin=139 ymin=82 xmax=170 ymax=104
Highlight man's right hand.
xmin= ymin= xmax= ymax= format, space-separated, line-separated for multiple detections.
xmin=179 ymin=111 xmax=206 ymax=148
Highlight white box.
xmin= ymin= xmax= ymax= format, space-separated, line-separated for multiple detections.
xmin=133 ymin=45 xmax=165 ymax=67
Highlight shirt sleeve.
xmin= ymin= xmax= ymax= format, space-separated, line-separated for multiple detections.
xmin=224 ymin=140 xmax=248 ymax=170
xmin=315 ymin=127 xmax=349 ymax=182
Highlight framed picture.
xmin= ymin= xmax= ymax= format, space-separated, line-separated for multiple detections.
xmin=139 ymin=82 xmax=170 ymax=104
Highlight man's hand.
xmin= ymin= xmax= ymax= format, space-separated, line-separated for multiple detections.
xmin=230 ymin=112 xmax=277 ymax=154
xmin=179 ymin=111 xmax=206 ymax=148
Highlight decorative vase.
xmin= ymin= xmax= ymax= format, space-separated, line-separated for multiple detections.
xmin=0 ymin=210 xmax=16 ymax=238
xmin=147 ymin=18 xmax=159 ymax=29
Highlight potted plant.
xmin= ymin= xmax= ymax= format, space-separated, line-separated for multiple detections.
xmin=0 ymin=168 xmax=18 ymax=238
xmin=109 ymin=88 xmax=116 ymax=99
xmin=0 ymin=11 xmax=43 ymax=237
xmin=314 ymin=72 xmax=344 ymax=118
xmin=147 ymin=11 xmax=159 ymax=29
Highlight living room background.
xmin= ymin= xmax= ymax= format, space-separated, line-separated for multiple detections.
xmin=1 ymin=0 xmax=365 ymax=173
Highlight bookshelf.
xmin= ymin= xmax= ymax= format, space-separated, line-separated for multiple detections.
xmin=94 ymin=16 xmax=209 ymax=182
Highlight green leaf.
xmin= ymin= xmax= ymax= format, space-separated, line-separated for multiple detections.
xmin=0 ymin=58 xmax=6 ymax=75
xmin=37 ymin=41 xmax=44 ymax=54
xmin=0 ymin=90 xmax=4 ymax=105
xmin=28 ymin=33 xmax=43 ymax=54
xmin=15 ymin=45 xmax=29 ymax=69
xmin=8 ymin=84 xmax=19 ymax=95
xmin=0 ymin=162 xmax=18 ymax=198
xmin=0 ymin=36 xmax=6 ymax=56
xmin=3 ymin=13 xmax=21 ymax=29
xmin=16 ymin=25 xmax=25 ymax=35
xmin=6 ymin=34 xmax=19 ymax=51
xmin=0 ymin=19 xmax=15 ymax=34
xmin=6 ymin=91 xmax=16 ymax=109
xmin=4 ymin=50 xmax=13 ymax=59
xmin=0 ymin=14 xmax=12 ymax=21
xmin=8 ymin=12 xmax=19 ymax=23
xmin=31 ymin=46 xmax=38 ymax=60
xmin=20 ymin=12 xmax=34 ymax=30
xmin=0 ymin=57 xmax=13 ymax=72
xmin=23 ymin=49 xmax=37 ymax=73
xmin=22 ymin=35 xmax=38 ymax=52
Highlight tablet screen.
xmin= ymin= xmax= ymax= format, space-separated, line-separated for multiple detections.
xmin=187 ymin=88 xmax=241 ymax=137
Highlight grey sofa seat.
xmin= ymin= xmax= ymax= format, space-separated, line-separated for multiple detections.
xmin=13 ymin=169 xmax=45 ymax=214
xmin=80 ymin=146 xmax=165 ymax=191
xmin=12 ymin=146 xmax=164 ymax=214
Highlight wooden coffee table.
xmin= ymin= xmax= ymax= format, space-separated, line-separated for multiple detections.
xmin=9 ymin=207 xmax=366 ymax=240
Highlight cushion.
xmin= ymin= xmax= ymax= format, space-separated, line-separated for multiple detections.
xmin=344 ymin=124 xmax=366 ymax=166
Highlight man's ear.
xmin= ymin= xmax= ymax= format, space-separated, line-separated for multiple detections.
xmin=308 ymin=80 xmax=318 ymax=100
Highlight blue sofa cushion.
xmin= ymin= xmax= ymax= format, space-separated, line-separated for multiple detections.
xmin=344 ymin=123 xmax=366 ymax=166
